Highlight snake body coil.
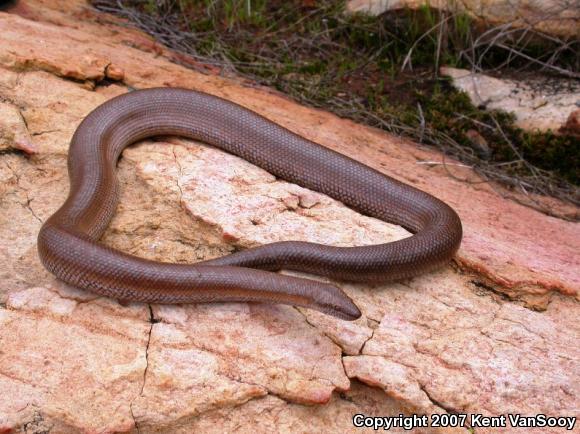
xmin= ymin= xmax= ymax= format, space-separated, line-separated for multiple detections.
xmin=38 ymin=88 xmax=462 ymax=320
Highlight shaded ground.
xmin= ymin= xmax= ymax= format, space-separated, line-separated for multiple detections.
xmin=92 ymin=0 xmax=579 ymax=217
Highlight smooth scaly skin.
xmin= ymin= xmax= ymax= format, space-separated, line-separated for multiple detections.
xmin=37 ymin=88 xmax=462 ymax=320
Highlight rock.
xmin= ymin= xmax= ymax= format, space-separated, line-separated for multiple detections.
xmin=127 ymin=139 xmax=409 ymax=250
xmin=1 ymin=285 xmax=149 ymax=432
xmin=105 ymin=62 xmax=125 ymax=81
xmin=442 ymin=67 xmax=580 ymax=133
xmin=0 ymin=102 xmax=36 ymax=153
xmin=560 ymin=109 xmax=580 ymax=137
xmin=0 ymin=0 xmax=578 ymax=432
xmin=346 ymin=272 xmax=580 ymax=430
xmin=145 ymin=382 xmax=454 ymax=434
xmin=346 ymin=0 xmax=579 ymax=38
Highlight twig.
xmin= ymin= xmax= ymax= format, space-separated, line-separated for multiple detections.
xmin=401 ymin=14 xmax=454 ymax=72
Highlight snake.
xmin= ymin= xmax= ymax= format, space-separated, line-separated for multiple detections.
xmin=37 ymin=88 xmax=462 ymax=321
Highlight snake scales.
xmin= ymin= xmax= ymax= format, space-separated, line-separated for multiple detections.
xmin=37 ymin=88 xmax=462 ymax=320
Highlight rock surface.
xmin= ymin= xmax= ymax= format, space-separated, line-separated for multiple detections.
xmin=561 ymin=109 xmax=580 ymax=137
xmin=346 ymin=0 xmax=579 ymax=38
xmin=0 ymin=1 xmax=578 ymax=433
xmin=442 ymin=67 xmax=580 ymax=133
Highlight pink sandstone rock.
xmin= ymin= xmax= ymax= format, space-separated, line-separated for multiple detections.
xmin=0 ymin=102 xmax=36 ymax=154
xmin=0 ymin=0 xmax=578 ymax=432
xmin=345 ymin=271 xmax=579 ymax=434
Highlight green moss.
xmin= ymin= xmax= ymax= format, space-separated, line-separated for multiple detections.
xmin=398 ymin=81 xmax=578 ymax=184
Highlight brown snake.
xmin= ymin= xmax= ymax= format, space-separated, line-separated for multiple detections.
xmin=37 ymin=88 xmax=462 ymax=320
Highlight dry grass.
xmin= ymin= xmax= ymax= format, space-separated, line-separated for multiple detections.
xmin=92 ymin=0 xmax=579 ymax=219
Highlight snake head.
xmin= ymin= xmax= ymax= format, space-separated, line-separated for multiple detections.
xmin=312 ymin=284 xmax=361 ymax=321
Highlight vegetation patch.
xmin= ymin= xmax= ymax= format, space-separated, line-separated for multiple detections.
xmin=92 ymin=0 xmax=579 ymax=216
